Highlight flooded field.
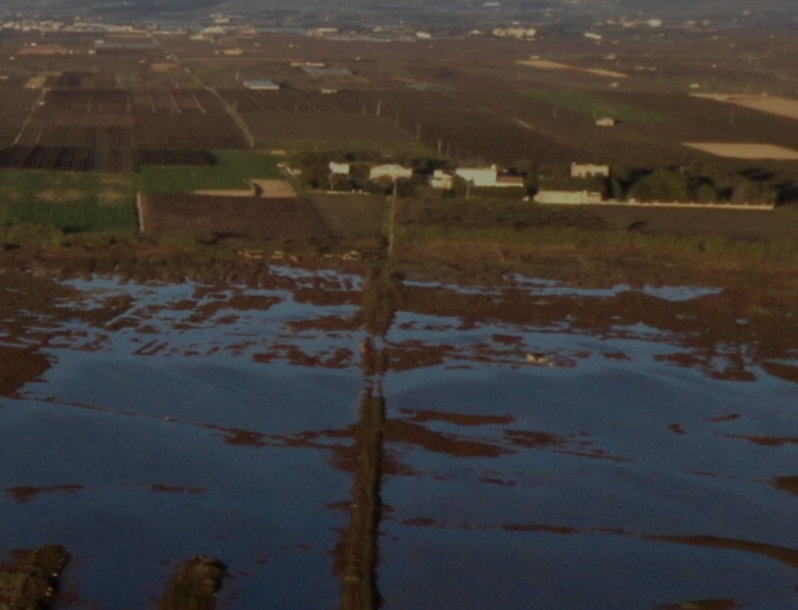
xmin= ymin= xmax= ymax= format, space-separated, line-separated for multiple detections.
xmin=0 ymin=265 xmax=797 ymax=609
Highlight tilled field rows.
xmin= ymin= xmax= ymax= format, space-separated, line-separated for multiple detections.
xmin=139 ymin=194 xmax=330 ymax=237
xmin=0 ymin=146 xmax=215 ymax=173
xmin=41 ymin=88 xmax=229 ymax=115
xmin=18 ymin=116 xmax=248 ymax=150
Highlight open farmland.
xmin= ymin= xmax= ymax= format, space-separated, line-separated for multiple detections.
xmin=0 ymin=146 xmax=214 ymax=173
xmin=516 ymin=60 xmax=629 ymax=80
xmin=692 ymin=94 xmax=798 ymax=121
xmin=215 ymin=88 xmax=418 ymax=152
xmin=6 ymin=87 xmax=249 ymax=172
xmin=307 ymin=194 xmax=386 ymax=239
xmin=684 ymin=142 xmax=798 ymax=160
xmin=522 ymin=90 xmax=672 ymax=123
xmin=0 ymin=169 xmax=137 ymax=232
xmin=138 ymin=194 xmax=328 ymax=237
xmin=0 ymin=89 xmax=40 ymax=148
xmin=136 ymin=150 xmax=281 ymax=193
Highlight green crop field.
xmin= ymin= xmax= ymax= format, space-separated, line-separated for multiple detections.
xmin=0 ymin=170 xmax=138 ymax=233
xmin=523 ymin=90 xmax=672 ymax=123
xmin=1 ymin=201 xmax=138 ymax=233
xmin=136 ymin=150 xmax=282 ymax=193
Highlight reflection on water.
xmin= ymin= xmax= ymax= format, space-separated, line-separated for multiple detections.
xmin=0 ymin=267 xmax=796 ymax=608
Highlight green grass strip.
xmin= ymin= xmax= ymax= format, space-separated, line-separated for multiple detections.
xmin=524 ymin=90 xmax=672 ymax=123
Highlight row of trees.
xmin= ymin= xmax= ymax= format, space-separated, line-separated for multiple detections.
xmin=610 ymin=167 xmax=779 ymax=204
xmin=531 ymin=164 xmax=780 ymax=205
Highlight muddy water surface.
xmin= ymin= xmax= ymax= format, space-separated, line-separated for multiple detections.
xmin=0 ymin=266 xmax=796 ymax=609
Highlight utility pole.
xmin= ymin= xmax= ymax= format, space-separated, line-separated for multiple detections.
xmin=388 ymin=180 xmax=398 ymax=259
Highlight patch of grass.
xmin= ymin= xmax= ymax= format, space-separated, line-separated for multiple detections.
xmin=0 ymin=170 xmax=101 ymax=205
xmin=136 ymin=150 xmax=282 ymax=193
xmin=524 ymin=90 xmax=672 ymax=123
xmin=3 ymin=201 xmax=138 ymax=233
xmin=0 ymin=169 xmax=138 ymax=234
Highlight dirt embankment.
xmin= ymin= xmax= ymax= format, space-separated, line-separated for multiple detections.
xmin=0 ymin=544 xmax=69 ymax=610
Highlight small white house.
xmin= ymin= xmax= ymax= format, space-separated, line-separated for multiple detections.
xmin=455 ymin=164 xmax=522 ymax=188
xmin=329 ymin=161 xmax=351 ymax=175
xmin=570 ymin=163 xmax=610 ymax=179
xmin=429 ymin=169 xmax=454 ymax=190
xmin=243 ymin=79 xmax=280 ymax=90
xmin=455 ymin=166 xmax=496 ymax=187
xmin=596 ymin=117 xmax=616 ymax=127
xmin=369 ymin=164 xmax=413 ymax=182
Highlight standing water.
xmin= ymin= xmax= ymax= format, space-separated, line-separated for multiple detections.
xmin=0 ymin=265 xmax=796 ymax=610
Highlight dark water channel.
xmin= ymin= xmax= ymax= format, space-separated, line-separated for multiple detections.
xmin=0 ymin=266 xmax=797 ymax=609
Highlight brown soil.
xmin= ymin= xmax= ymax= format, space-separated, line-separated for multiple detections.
xmin=0 ymin=544 xmax=69 ymax=610
xmin=0 ymin=346 xmax=51 ymax=397
xmin=158 ymin=556 xmax=226 ymax=610
xmin=684 ymin=142 xmax=798 ymax=160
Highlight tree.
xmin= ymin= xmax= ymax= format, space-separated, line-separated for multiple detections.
xmin=628 ymin=168 xmax=690 ymax=202
xmin=695 ymin=183 xmax=719 ymax=203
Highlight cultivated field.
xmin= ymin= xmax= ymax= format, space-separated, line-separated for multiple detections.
xmin=516 ymin=59 xmax=628 ymax=79
xmin=0 ymin=23 xmax=798 ymax=245
xmin=307 ymin=194 xmax=387 ymax=239
xmin=684 ymin=142 xmax=798 ymax=160
xmin=692 ymin=94 xmax=798 ymax=122
xmin=138 ymin=194 xmax=328 ymax=237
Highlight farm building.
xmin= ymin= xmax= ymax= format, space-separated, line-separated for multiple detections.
xmin=534 ymin=190 xmax=604 ymax=205
xmin=243 ymin=79 xmax=280 ymax=91
xmin=94 ymin=40 xmax=158 ymax=51
xmin=570 ymin=163 xmax=610 ymax=179
xmin=302 ymin=66 xmax=353 ymax=77
xmin=455 ymin=164 xmax=522 ymax=188
xmin=596 ymin=117 xmax=616 ymax=127
xmin=369 ymin=164 xmax=413 ymax=182
xmin=496 ymin=174 xmax=524 ymax=187
xmin=329 ymin=161 xmax=351 ymax=175
xmin=429 ymin=169 xmax=454 ymax=190
xmin=309 ymin=27 xmax=339 ymax=37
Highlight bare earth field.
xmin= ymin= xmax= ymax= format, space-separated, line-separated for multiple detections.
xmin=516 ymin=59 xmax=628 ymax=79
xmin=193 ymin=180 xmax=297 ymax=198
xmin=683 ymin=142 xmax=798 ymax=160
xmin=692 ymin=94 xmax=798 ymax=121
xmin=138 ymin=194 xmax=328 ymax=237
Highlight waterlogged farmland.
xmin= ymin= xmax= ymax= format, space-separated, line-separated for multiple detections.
xmin=0 ymin=265 xmax=797 ymax=609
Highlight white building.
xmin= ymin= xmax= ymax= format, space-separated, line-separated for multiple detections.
xmin=329 ymin=162 xmax=351 ymax=175
xmin=369 ymin=164 xmax=413 ymax=182
xmin=243 ymin=79 xmax=280 ymax=90
xmin=570 ymin=163 xmax=610 ymax=179
xmin=429 ymin=170 xmax=454 ymax=190
xmin=455 ymin=164 xmax=522 ymax=188
xmin=534 ymin=190 xmax=603 ymax=205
